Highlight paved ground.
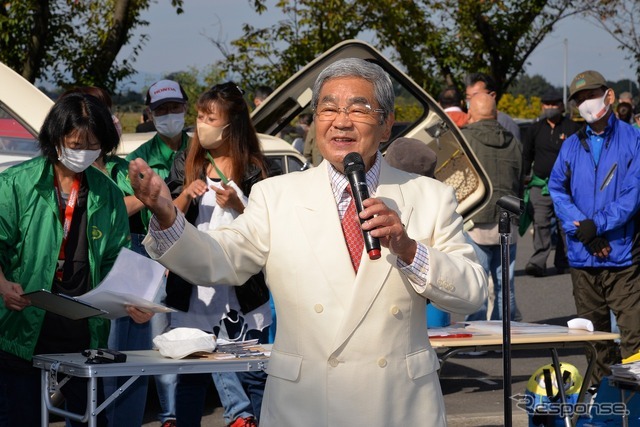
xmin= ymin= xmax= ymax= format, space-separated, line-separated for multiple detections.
xmin=440 ymin=228 xmax=581 ymax=427
xmin=51 ymin=228 xmax=583 ymax=426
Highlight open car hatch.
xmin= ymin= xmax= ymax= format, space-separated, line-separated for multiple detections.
xmin=252 ymin=39 xmax=491 ymax=222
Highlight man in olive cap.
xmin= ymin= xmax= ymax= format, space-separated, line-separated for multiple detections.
xmin=521 ymin=89 xmax=582 ymax=277
xmin=114 ymin=79 xmax=190 ymax=427
xmin=548 ymin=70 xmax=640 ymax=386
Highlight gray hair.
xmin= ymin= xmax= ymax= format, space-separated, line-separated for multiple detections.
xmin=311 ymin=58 xmax=394 ymax=120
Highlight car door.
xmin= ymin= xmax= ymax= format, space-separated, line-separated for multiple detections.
xmin=0 ymin=62 xmax=53 ymax=171
xmin=251 ymin=39 xmax=491 ymax=222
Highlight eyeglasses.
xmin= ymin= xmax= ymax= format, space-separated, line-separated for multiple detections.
xmin=151 ymin=103 xmax=185 ymax=117
xmin=314 ymin=103 xmax=385 ymax=123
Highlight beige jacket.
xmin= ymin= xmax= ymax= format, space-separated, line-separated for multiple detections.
xmin=145 ymin=159 xmax=487 ymax=427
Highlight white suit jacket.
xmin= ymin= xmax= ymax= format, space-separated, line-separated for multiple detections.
xmin=146 ymin=159 xmax=487 ymax=427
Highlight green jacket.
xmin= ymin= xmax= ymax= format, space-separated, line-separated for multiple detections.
xmin=0 ymin=157 xmax=131 ymax=361
xmin=105 ymin=154 xmax=135 ymax=196
xmin=519 ymin=174 xmax=549 ymax=236
xmin=125 ymin=131 xmax=190 ymax=230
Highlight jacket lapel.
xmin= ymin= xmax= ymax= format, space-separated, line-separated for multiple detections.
xmin=295 ymin=163 xmax=356 ymax=306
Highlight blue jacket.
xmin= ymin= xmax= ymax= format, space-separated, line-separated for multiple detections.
xmin=549 ymin=114 xmax=640 ymax=268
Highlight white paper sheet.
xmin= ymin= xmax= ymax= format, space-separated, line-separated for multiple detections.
xmin=461 ymin=320 xmax=571 ymax=334
xmin=80 ymin=247 xmax=173 ymax=319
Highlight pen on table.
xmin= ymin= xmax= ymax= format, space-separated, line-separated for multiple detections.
xmin=429 ymin=333 xmax=473 ymax=339
xmin=236 ymin=352 xmax=266 ymax=358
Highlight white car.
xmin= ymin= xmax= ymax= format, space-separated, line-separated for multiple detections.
xmin=0 ymin=61 xmax=308 ymax=174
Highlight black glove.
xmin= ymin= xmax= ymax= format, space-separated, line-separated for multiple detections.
xmin=588 ymin=237 xmax=610 ymax=254
xmin=575 ymin=219 xmax=597 ymax=245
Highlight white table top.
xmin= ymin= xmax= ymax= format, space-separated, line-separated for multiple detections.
xmin=428 ymin=321 xmax=619 ymax=348
xmin=33 ymin=348 xmax=269 ymax=378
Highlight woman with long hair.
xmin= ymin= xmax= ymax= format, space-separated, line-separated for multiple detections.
xmin=166 ymin=82 xmax=279 ymax=427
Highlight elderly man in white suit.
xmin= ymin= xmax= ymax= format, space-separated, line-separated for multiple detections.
xmin=129 ymin=58 xmax=487 ymax=427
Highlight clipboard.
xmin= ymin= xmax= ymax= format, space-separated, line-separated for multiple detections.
xmin=24 ymin=289 xmax=108 ymax=320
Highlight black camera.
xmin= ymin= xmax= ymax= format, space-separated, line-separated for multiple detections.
xmin=82 ymin=348 xmax=127 ymax=364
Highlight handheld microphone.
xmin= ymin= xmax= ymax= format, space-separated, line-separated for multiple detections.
xmin=343 ymin=152 xmax=381 ymax=260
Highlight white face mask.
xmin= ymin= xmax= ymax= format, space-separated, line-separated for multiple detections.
xmin=197 ymin=122 xmax=229 ymax=149
xmin=58 ymin=147 xmax=102 ymax=173
xmin=541 ymin=107 xmax=562 ymax=121
xmin=578 ymin=90 xmax=610 ymax=124
xmin=153 ymin=113 xmax=185 ymax=138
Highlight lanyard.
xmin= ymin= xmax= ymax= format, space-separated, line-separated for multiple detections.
xmin=205 ymin=152 xmax=229 ymax=184
xmin=53 ymin=174 xmax=82 ymax=280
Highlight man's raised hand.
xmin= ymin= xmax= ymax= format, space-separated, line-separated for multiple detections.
xmin=129 ymin=158 xmax=176 ymax=229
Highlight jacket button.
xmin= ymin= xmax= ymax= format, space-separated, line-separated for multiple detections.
xmin=329 ymin=358 xmax=339 ymax=367
xmin=314 ymin=304 xmax=323 ymax=313
xmin=390 ymin=305 xmax=400 ymax=316
xmin=377 ymin=358 xmax=387 ymax=368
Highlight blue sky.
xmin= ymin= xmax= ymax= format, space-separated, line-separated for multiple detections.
xmin=118 ymin=0 xmax=635 ymax=90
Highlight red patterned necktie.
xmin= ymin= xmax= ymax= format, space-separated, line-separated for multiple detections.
xmin=341 ymin=186 xmax=364 ymax=272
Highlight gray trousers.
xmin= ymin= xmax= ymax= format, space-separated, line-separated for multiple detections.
xmin=528 ymin=186 xmax=568 ymax=269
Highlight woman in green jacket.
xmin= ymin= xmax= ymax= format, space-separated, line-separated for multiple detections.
xmin=0 ymin=93 xmax=151 ymax=427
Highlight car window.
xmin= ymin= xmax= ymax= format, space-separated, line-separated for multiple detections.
xmin=388 ymin=84 xmax=426 ymax=141
xmin=287 ymin=155 xmax=305 ymax=173
xmin=267 ymin=155 xmax=285 ymax=174
xmin=0 ymin=105 xmax=39 ymax=155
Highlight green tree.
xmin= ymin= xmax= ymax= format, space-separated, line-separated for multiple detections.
xmin=212 ymin=0 xmax=590 ymax=100
xmin=0 ymin=0 xmax=183 ymax=91
xmin=207 ymin=0 xmax=379 ymax=94
xmin=498 ymin=93 xmax=542 ymax=119
xmin=506 ymin=74 xmax=557 ymax=100
xmin=373 ymin=0 xmax=590 ymax=99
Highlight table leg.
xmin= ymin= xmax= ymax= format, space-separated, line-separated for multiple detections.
xmin=40 ymin=368 xmax=49 ymax=427
xmin=620 ymin=387 xmax=629 ymax=427
xmin=88 ymin=377 xmax=98 ymax=427
xmin=571 ymin=342 xmax=597 ymax=426
xmin=94 ymin=375 xmax=141 ymax=415
xmin=550 ymin=348 xmax=572 ymax=427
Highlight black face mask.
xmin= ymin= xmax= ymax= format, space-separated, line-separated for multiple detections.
xmin=540 ymin=107 xmax=562 ymax=122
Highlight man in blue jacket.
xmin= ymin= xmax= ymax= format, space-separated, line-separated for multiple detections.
xmin=549 ymin=70 xmax=640 ymax=386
